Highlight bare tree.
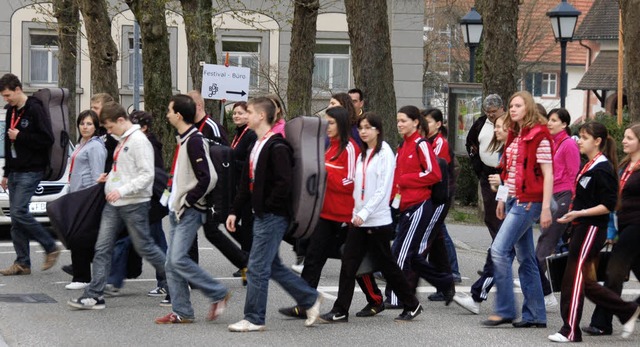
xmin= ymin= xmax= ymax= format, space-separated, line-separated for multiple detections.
xmin=620 ymin=0 xmax=640 ymax=122
xmin=52 ymin=0 xmax=79 ymax=140
xmin=344 ymin=0 xmax=397 ymax=146
xmin=77 ymin=0 xmax=119 ymax=100
xmin=286 ymin=0 xmax=319 ymax=117
xmin=476 ymin=0 xmax=519 ymax=103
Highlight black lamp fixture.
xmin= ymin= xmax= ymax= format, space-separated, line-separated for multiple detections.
xmin=547 ymin=0 xmax=581 ymax=108
xmin=459 ymin=7 xmax=483 ymax=83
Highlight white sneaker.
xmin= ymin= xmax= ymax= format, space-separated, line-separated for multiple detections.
xmin=545 ymin=294 xmax=558 ymax=311
xmin=547 ymin=333 xmax=570 ymax=343
xmin=291 ymin=264 xmax=304 ymax=274
xmin=622 ymin=307 xmax=640 ymax=338
xmin=104 ymin=284 xmax=120 ymax=297
xmin=452 ymin=293 xmax=480 ymax=315
xmin=305 ymin=294 xmax=323 ymax=327
xmin=65 ymin=282 xmax=88 ymax=290
xmin=513 ymin=279 xmax=521 ymax=288
xmin=228 ymin=319 xmax=266 ymax=332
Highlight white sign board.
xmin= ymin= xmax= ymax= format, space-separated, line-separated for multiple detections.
xmin=201 ymin=64 xmax=251 ymax=102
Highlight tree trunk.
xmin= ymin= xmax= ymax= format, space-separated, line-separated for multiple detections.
xmin=620 ymin=0 xmax=640 ymax=122
xmin=52 ymin=0 xmax=79 ymax=141
xmin=78 ymin=0 xmax=119 ymax=101
xmin=125 ymin=0 xmax=174 ymax=165
xmin=286 ymin=0 xmax=319 ymax=117
xmin=476 ymin=0 xmax=519 ymax=104
xmin=344 ymin=0 xmax=397 ymax=146
xmin=179 ymin=0 xmax=220 ymax=116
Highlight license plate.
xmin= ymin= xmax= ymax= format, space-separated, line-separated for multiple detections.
xmin=29 ymin=202 xmax=47 ymax=213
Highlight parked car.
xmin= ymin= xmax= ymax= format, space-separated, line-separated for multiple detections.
xmin=0 ymin=110 xmax=71 ymax=227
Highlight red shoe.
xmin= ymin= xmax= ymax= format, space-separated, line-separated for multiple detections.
xmin=154 ymin=312 xmax=193 ymax=324
xmin=207 ymin=293 xmax=231 ymax=321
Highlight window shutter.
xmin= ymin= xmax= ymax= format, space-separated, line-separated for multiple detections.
xmin=534 ymin=73 xmax=543 ymax=97
xmin=525 ymin=73 xmax=533 ymax=92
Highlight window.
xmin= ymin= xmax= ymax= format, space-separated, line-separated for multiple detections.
xmin=313 ymin=42 xmax=350 ymax=90
xmin=126 ymin=36 xmax=143 ymax=89
xmin=222 ymin=38 xmax=260 ymax=89
xmin=30 ymin=33 xmax=59 ymax=85
xmin=121 ymin=26 xmax=177 ymax=90
xmin=542 ymin=73 xmax=557 ymax=97
xmin=524 ymin=72 xmax=558 ymax=97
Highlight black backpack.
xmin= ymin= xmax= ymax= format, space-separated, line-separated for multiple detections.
xmin=414 ymin=139 xmax=448 ymax=205
xmin=205 ymin=138 xmax=236 ymax=223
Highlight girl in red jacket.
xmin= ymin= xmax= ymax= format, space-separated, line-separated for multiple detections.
xmin=384 ymin=106 xmax=451 ymax=313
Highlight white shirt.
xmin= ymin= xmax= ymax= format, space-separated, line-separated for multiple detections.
xmin=352 ymin=142 xmax=395 ymax=227
xmin=478 ymin=118 xmax=499 ymax=167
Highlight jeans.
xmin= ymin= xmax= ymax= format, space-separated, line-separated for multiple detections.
xmin=166 ymin=209 xmax=228 ymax=319
xmin=107 ymin=236 xmax=131 ymax=288
xmin=441 ymin=225 xmax=460 ymax=279
xmin=149 ymin=221 xmax=168 ymax=286
xmin=491 ymin=198 xmax=546 ymax=323
xmin=244 ymin=213 xmax=318 ymax=325
xmin=8 ymin=171 xmax=57 ymax=267
xmin=84 ymin=201 xmax=167 ymax=298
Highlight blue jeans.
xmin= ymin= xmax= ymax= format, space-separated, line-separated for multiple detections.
xmin=8 ymin=171 xmax=57 ymax=267
xmin=107 ymin=236 xmax=131 ymax=288
xmin=166 ymin=209 xmax=227 ymax=318
xmin=84 ymin=201 xmax=167 ymax=298
xmin=149 ymin=221 xmax=168 ymax=286
xmin=441 ymin=225 xmax=460 ymax=279
xmin=244 ymin=213 xmax=318 ymax=325
xmin=491 ymin=198 xmax=546 ymax=323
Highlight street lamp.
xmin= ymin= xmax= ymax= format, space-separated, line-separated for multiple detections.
xmin=547 ymin=0 xmax=581 ymax=108
xmin=460 ymin=7 xmax=483 ymax=83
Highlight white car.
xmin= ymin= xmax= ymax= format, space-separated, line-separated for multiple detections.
xmin=0 ymin=109 xmax=71 ymax=227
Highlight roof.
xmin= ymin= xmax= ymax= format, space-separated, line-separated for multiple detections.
xmin=574 ymin=0 xmax=619 ymax=40
xmin=575 ymin=51 xmax=624 ymax=90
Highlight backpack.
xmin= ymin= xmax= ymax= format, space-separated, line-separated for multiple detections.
xmin=414 ymin=139 xmax=448 ymax=205
xmin=204 ymin=138 xmax=236 ymax=223
xmin=33 ymin=88 xmax=70 ymax=181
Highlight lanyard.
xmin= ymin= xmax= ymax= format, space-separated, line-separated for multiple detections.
xmin=68 ymin=141 xmax=87 ymax=180
xmin=360 ymin=149 xmax=375 ymax=200
xmin=619 ymin=160 xmax=640 ymax=194
xmin=231 ymin=126 xmax=249 ymax=149
xmin=10 ymin=108 xmax=25 ymax=143
xmin=166 ymin=143 xmax=180 ymax=189
xmin=248 ymin=131 xmax=274 ymax=192
xmin=112 ymin=136 xmax=131 ymax=172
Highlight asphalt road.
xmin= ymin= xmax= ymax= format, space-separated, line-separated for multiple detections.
xmin=1 ymin=222 xmax=638 ymax=346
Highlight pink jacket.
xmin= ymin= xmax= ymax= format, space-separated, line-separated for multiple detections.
xmin=271 ymin=119 xmax=286 ymax=137
xmin=552 ymin=131 xmax=580 ymax=194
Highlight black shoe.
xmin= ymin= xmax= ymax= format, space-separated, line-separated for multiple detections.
xmin=477 ymin=269 xmax=484 ymax=276
xmin=512 ymin=321 xmax=547 ymax=328
xmin=356 ymin=303 xmax=385 ymax=317
xmin=581 ymin=325 xmax=612 ymax=336
xmin=482 ymin=317 xmax=513 ymax=326
xmin=232 ymin=269 xmax=242 ymax=277
xmin=319 ymin=311 xmax=348 ymax=323
xmin=428 ymin=292 xmax=446 ymax=302
xmin=394 ymin=304 xmax=423 ymax=322
xmin=62 ymin=264 xmax=73 ymax=276
xmin=278 ymin=305 xmax=307 ymax=319
xmin=383 ymin=301 xmax=403 ymax=310
xmin=443 ymin=287 xmax=455 ymax=306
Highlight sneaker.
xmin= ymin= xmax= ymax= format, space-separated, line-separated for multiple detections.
xmin=355 ymin=303 xmax=385 ymax=317
xmin=622 ymin=307 xmax=640 ymax=338
xmin=0 ymin=263 xmax=31 ymax=276
xmin=67 ymin=296 xmax=106 ymax=310
xmin=61 ymin=264 xmax=73 ymax=276
xmin=65 ymin=282 xmax=89 ymax=290
xmin=545 ymin=294 xmax=558 ymax=311
xmin=291 ymin=264 xmax=304 ymax=274
xmin=154 ymin=312 xmax=193 ymax=324
xmin=383 ymin=301 xmax=403 ymax=310
xmin=453 ymin=293 xmax=480 ymax=315
xmin=160 ymin=294 xmax=171 ymax=307
xmin=147 ymin=287 xmax=167 ymax=297
xmin=547 ymin=332 xmax=571 ymax=343
xmin=278 ymin=305 xmax=307 ymax=319
xmin=42 ymin=247 xmax=61 ymax=271
xmin=228 ymin=319 xmax=266 ymax=332
xmin=232 ymin=269 xmax=242 ymax=277
xmin=304 ymin=294 xmax=323 ymax=327
xmin=104 ymin=284 xmax=120 ymax=297
xmin=394 ymin=304 xmax=423 ymax=322
xmin=207 ymin=293 xmax=231 ymax=321
xmin=428 ymin=292 xmax=445 ymax=302
xmin=319 ymin=311 xmax=349 ymax=323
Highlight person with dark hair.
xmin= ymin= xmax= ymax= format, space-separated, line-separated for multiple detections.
xmin=187 ymin=90 xmax=228 ymax=145
xmin=0 ymin=73 xmax=60 ymax=276
xmin=63 ymin=110 xmax=107 ymax=289
xmin=155 ymin=94 xmax=229 ymax=324
xmin=584 ymin=123 xmax=640 ymax=337
xmin=320 ymin=112 xmax=423 ymax=322
xmin=548 ymin=122 xmax=640 ymax=343
xmin=226 ymin=96 xmax=321 ymax=332
xmin=68 ymin=101 xmax=167 ymax=310
xmin=348 ymin=88 xmax=365 ymax=117
xmin=384 ymin=105 xmax=448 ymax=316
xmin=329 ymin=92 xmax=361 ymax=145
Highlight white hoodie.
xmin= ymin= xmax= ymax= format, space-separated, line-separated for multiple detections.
xmin=352 ymin=141 xmax=395 ymax=227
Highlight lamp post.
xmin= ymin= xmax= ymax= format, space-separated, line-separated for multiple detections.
xmin=460 ymin=7 xmax=483 ymax=83
xmin=547 ymin=0 xmax=581 ymax=108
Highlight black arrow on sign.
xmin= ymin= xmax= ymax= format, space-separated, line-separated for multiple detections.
xmin=227 ymin=90 xmax=247 ymax=96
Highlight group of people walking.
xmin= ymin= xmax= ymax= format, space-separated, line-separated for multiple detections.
xmin=1 ymin=70 xmax=639 ymax=341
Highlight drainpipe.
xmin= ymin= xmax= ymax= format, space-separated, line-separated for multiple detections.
xmin=579 ymin=40 xmax=592 ymax=120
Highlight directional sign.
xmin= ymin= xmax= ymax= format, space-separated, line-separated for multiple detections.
xmin=201 ymin=64 xmax=251 ymax=102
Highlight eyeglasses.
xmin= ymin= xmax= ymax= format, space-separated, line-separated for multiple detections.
xmin=358 ymin=126 xmax=376 ymax=131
